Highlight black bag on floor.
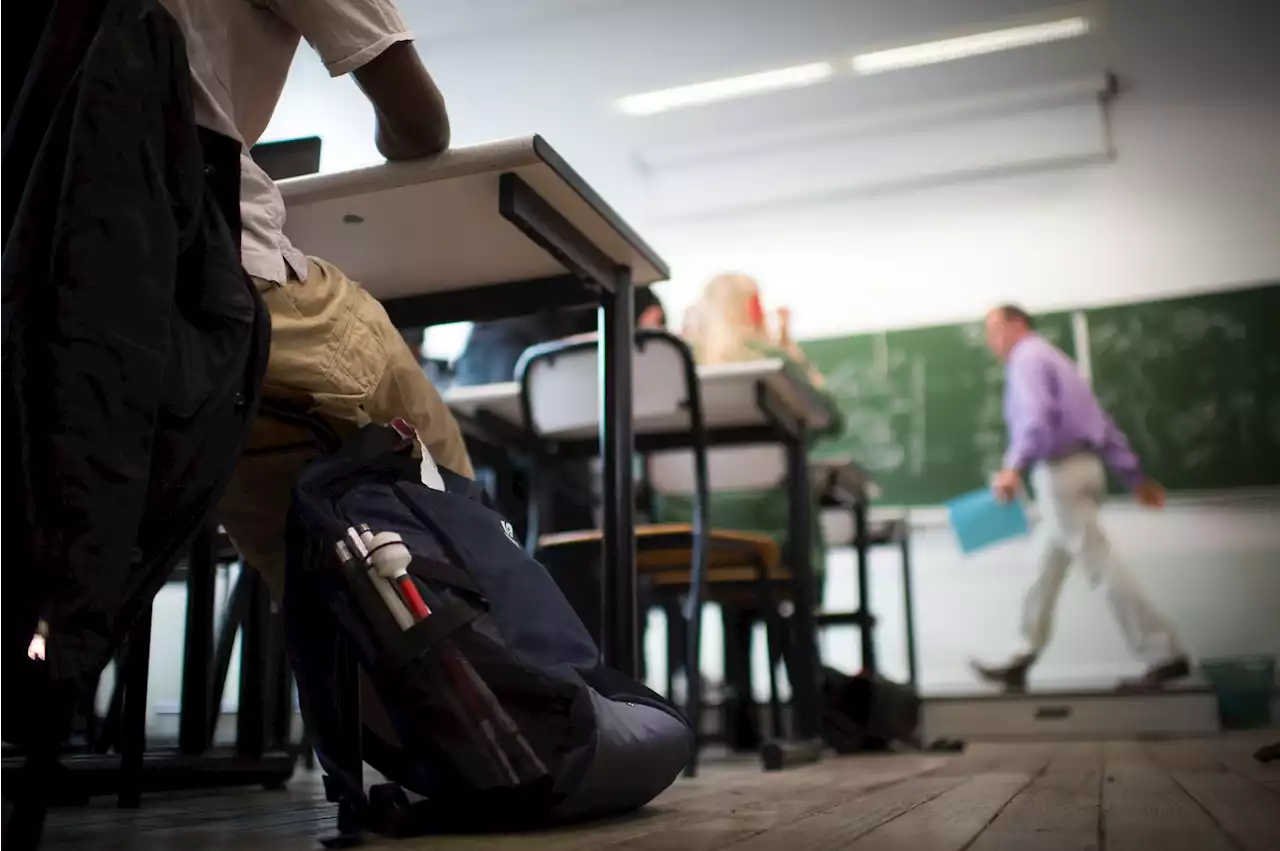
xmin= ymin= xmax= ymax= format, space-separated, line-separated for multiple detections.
xmin=285 ymin=426 xmax=691 ymax=834
xmin=820 ymin=667 xmax=921 ymax=753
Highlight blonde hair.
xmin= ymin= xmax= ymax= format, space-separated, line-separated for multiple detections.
xmin=681 ymin=272 xmax=826 ymax=388
xmin=683 ymin=273 xmax=771 ymax=365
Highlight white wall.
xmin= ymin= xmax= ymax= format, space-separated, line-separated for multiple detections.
xmin=134 ymin=0 xmax=1280 ymax=731
xmin=646 ymin=0 xmax=1280 ymax=336
xmin=835 ymin=499 xmax=1280 ymax=693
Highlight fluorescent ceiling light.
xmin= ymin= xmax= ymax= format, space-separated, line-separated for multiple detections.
xmin=616 ymin=62 xmax=835 ymax=116
xmin=851 ymin=16 xmax=1091 ymax=75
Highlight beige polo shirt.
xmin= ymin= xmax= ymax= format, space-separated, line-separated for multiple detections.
xmin=161 ymin=0 xmax=412 ymax=284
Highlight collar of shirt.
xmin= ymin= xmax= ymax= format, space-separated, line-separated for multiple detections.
xmin=1006 ymin=333 xmax=1042 ymax=364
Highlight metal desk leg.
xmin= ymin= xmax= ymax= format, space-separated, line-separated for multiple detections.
xmin=598 ymin=268 xmax=637 ymax=677
xmin=118 ymin=605 xmax=153 ymax=809
xmin=757 ymin=564 xmax=785 ymax=741
xmin=900 ymin=525 xmax=920 ymax=689
xmin=236 ymin=573 xmax=268 ymax=758
xmin=853 ymin=500 xmax=877 ymax=676
xmin=209 ymin=568 xmax=251 ymax=739
xmin=321 ymin=635 xmax=366 ymax=848
xmin=271 ymin=614 xmax=296 ymax=753
xmin=5 ymin=781 xmax=50 ymax=851
xmin=761 ymin=429 xmax=823 ymax=771
xmin=179 ymin=526 xmax=216 ymax=755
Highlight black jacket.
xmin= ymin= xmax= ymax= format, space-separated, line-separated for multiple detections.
xmin=2 ymin=0 xmax=270 ymax=745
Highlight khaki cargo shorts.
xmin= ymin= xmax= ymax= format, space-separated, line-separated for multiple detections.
xmin=218 ymin=256 xmax=474 ymax=599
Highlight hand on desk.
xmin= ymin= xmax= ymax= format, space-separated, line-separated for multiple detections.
xmin=992 ymin=468 xmax=1022 ymax=504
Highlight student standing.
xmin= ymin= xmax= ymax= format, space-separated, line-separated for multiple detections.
xmin=974 ymin=305 xmax=1190 ymax=691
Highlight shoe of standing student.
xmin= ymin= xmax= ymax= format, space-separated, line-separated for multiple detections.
xmin=1115 ymin=655 xmax=1192 ymax=692
xmin=970 ymin=653 xmax=1036 ymax=693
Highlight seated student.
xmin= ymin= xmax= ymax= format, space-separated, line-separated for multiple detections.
xmin=162 ymin=0 xmax=474 ymax=600
xmin=653 ymin=273 xmax=831 ymax=749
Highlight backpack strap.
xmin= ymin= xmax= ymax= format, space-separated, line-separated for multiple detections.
xmin=380 ymin=599 xmax=480 ymax=672
xmin=407 ymin=554 xmax=482 ymax=598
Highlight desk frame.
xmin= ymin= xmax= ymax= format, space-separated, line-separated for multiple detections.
xmin=280 ymin=149 xmax=658 ymax=843
xmin=813 ymin=501 xmax=921 ymax=690
xmin=383 ymin=173 xmax=641 ymax=676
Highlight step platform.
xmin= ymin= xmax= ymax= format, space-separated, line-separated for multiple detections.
xmin=922 ymin=682 xmax=1220 ymax=740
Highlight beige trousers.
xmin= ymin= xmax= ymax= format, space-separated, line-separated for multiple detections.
xmin=218 ymin=256 xmax=473 ymax=599
xmin=1019 ymin=453 xmax=1183 ymax=664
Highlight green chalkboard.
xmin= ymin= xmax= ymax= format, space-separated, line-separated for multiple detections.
xmin=1087 ymin=283 xmax=1280 ymax=492
xmin=802 ymin=312 xmax=1075 ymax=505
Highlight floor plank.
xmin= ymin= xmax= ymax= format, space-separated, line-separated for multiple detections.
xmin=603 ymin=756 xmax=951 ymax=851
xmin=843 ymin=772 xmax=1039 ymax=851
xmin=375 ymin=757 xmax=943 ymax=851
xmin=1141 ymin=735 xmax=1280 ymax=849
xmin=41 ymin=759 xmax=786 ymax=850
xmin=32 ymin=739 xmax=1280 ymax=851
xmin=1211 ymin=733 xmax=1280 ymax=793
xmin=1101 ymin=741 xmax=1237 ymax=851
xmin=919 ymin=741 xmax=1048 ymax=778
xmin=1144 ymin=738 xmax=1229 ymax=773
xmin=1167 ymin=769 xmax=1280 ymax=851
xmin=725 ymin=775 xmax=962 ymax=851
xmin=966 ymin=743 xmax=1102 ymax=851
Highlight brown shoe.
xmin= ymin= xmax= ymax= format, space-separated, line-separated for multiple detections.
xmin=970 ymin=654 xmax=1035 ymax=693
xmin=1116 ymin=656 xmax=1192 ymax=692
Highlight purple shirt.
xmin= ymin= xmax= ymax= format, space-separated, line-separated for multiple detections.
xmin=1002 ymin=334 xmax=1144 ymax=488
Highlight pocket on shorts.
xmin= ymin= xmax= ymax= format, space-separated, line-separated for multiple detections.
xmin=261 ymin=261 xmax=390 ymax=407
xmin=328 ymin=289 xmax=391 ymax=402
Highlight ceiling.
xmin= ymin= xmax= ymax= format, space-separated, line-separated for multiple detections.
xmin=400 ymin=0 xmax=623 ymax=43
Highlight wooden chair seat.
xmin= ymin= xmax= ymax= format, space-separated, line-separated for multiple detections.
xmin=537 ymin=523 xmax=792 ymax=602
xmin=643 ymin=563 xmax=792 ymax=587
xmin=540 ymin=522 xmax=777 ymax=566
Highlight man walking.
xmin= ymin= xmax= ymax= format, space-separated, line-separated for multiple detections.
xmin=973 ymin=305 xmax=1190 ymax=691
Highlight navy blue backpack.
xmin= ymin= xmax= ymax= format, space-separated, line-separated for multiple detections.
xmin=284 ymin=426 xmax=691 ymax=840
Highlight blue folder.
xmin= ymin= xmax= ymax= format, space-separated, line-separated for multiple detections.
xmin=946 ymin=488 xmax=1030 ymax=555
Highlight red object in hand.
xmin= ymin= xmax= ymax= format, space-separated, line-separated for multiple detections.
xmin=397 ymin=575 xmax=432 ymax=621
xmin=746 ymin=290 xmax=766 ymax=330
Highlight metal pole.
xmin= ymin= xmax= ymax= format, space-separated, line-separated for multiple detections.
xmin=854 ymin=499 xmax=877 ymax=676
xmin=179 ymin=526 xmax=215 ymax=755
xmin=118 ymin=605 xmax=153 ymax=809
xmin=900 ymin=523 xmax=920 ymax=688
xmin=598 ymin=268 xmax=637 ymax=676
xmin=784 ymin=429 xmax=821 ymax=739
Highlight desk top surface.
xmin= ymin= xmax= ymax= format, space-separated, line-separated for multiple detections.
xmin=279 ymin=135 xmax=668 ymax=301
xmin=444 ymin=357 xmax=839 ymax=436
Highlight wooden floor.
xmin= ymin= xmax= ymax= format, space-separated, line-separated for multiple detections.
xmin=35 ymin=733 xmax=1280 ymax=850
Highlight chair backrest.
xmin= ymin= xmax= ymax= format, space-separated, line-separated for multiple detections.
xmin=647 ymin=445 xmax=787 ymax=495
xmin=516 ymin=331 xmax=711 ymax=552
xmin=517 ymin=331 xmax=694 ymax=440
xmin=249 ymin=136 xmax=321 ymax=181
